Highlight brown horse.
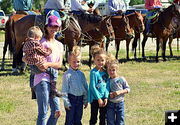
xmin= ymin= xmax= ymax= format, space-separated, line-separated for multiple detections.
xmin=141 ymin=3 xmax=180 ymax=61
xmin=106 ymin=12 xmax=144 ymax=60
xmin=1 ymin=14 xmax=26 ymax=71
xmin=11 ymin=13 xmax=115 ymax=72
xmin=84 ymin=15 xmax=132 ymax=67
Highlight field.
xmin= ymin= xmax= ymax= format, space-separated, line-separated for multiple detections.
xmin=0 ymin=31 xmax=179 ymax=125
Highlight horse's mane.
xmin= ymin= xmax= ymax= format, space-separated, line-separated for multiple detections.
xmin=78 ymin=13 xmax=102 ymax=23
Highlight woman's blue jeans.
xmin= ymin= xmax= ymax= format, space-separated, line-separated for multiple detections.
xmin=34 ymin=81 xmax=60 ymax=125
xmin=107 ymin=101 xmax=125 ymax=125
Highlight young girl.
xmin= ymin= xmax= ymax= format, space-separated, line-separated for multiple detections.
xmin=61 ymin=46 xmax=88 ymax=125
xmin=88 ymin=45 xmax=109 ymax=125
xmin=106 ymin=59 xmax=130 ymax=125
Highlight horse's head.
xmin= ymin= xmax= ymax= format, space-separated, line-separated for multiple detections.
xmin=99 ymin=16 xmax=115 ymax=41
xmin=121 ymin=15 xmax=134 ymax=39
xmin=133 ymin=11 xmax=145 ymax=33
xmin=172 ymin=3 xmax=180 ymax=17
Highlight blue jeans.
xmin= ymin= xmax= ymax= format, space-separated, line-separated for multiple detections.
xmin=146 ymin=11 xmax=155 ymax=34
xmin=107 ymin=101 xmax=125 ymax=125
xmin=34 ymin=81 xmax=60 ymax=125
xmin=65 ymin=94 xmax=83 ymax=125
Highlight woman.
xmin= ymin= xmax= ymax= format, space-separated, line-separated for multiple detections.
xmin=33 ymin=15 xmax=64 ymax=125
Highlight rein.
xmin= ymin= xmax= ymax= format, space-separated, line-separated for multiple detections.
xmin=80 ymin=31 xmax=102 ymax=45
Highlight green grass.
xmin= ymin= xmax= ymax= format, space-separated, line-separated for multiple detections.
xmin=0 ymin=34 xmax=179 ymax=125
xmin=0 ymin=50 xmax=179 ymax=125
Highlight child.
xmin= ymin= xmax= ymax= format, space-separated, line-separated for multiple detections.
xmin=106 ymin=58 xmax=130 ymax=125
xmin=61 ymin=46 xmax=88 ymax=125
xmin=88 ymin=45 xmax=109 ymax=125
xmin=22 ymin=26 xmax=62 ymax=98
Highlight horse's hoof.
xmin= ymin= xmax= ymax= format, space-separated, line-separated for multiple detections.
xmin=156 ymin=59 xmax=159 ymax=63
xmin=12 ymin=68 xmax=19 ymax=74
xmin=0 ymin=67 xmax=4 ymax=71
xmin=142 ymin=57 xmax=146 ymax=61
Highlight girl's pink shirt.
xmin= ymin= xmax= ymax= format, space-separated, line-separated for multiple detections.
xmin=33 ymin=38 xmax=63 ymax=86
xmin=145 ymin=0 xmax=162 ymax=10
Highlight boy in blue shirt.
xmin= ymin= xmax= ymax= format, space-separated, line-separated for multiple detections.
xmin=61 ymin=46 xmax=88 ymax=125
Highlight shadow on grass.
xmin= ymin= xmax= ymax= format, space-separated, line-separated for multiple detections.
xmin=118 ymin=55 xmax=180 ymax=63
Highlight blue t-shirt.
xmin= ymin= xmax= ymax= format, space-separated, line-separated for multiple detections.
xmin=88 ymin=68 xmax=109 ymax=103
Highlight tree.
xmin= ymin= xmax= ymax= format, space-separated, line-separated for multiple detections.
xmin=130 ymin=0 xmax=144 ymax=6
xmin=0 ymin=0 xmax=13 ymax=14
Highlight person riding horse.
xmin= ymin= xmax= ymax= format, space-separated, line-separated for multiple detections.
xmin=44 ymin=0 xmax=66 ymax=18
xmin=108 ymin=0 xmax=127 ymax=16
xmin=70 ymin=0 xmax=93 ymax=15
xmin=145 ymin=0 xmax=162 ymax=37
xmin=13 ymin=0 xmax=36 ymax=15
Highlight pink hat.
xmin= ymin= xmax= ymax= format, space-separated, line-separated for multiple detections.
xmin=47 ymin=15 xmax=62 ymax=27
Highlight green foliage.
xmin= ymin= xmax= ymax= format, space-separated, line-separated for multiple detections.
xmin=130 ymin=0 xmax=144 ymax=6
xmin=0 ymin=0 xmax=13 ymax=14
xmin=0 ymin=0 xmax=47 ymax=14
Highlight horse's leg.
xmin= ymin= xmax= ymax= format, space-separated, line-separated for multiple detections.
xmin=162 ymin=38 xmax=168 ymax=61
xmin=132 ymin=32 xmax=141 ymax=59
xmin=126 ymin=39 xmax=131 ymax=60
xmin=12 ymin=51 xmax=18 ymax=73
xmin=89 ymin=45 xmax=92 ymax=69
xmin=105 ymin=37 xmax=110 ymax=52
xmin=1 ymin=38 xmax=9 ymax=70
xmin=168 ymin=36 xmax=173 ymax=57
xmin=155 ymin=38 xmax=160 ymax=62
xmin=115 ymin=40 xmax=120 ymax=60
xmin=142 ymin=36 xmax=148 ymax=59
xmin=18 ymin=48 xmax=26 ymax=73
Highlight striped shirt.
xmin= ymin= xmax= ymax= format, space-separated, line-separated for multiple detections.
xmin=107 ymin=77 xmax=130 ymax=103
xmin=22 ymin=39 xmax=51 ymax=65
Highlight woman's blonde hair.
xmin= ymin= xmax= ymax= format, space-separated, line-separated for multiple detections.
xmin=68 ymin=46 xmax=81 ymax=61
xmin=90 ymin=45 xmax=107 ymax=59
xmin=27 ymin=26 xmax=43 ymax=39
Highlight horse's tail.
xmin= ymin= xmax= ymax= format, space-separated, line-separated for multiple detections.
xmin=11 ymin=18 xmax=16 ymax=54
xmin=4 ymin=17 xmax=13 ymax=55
